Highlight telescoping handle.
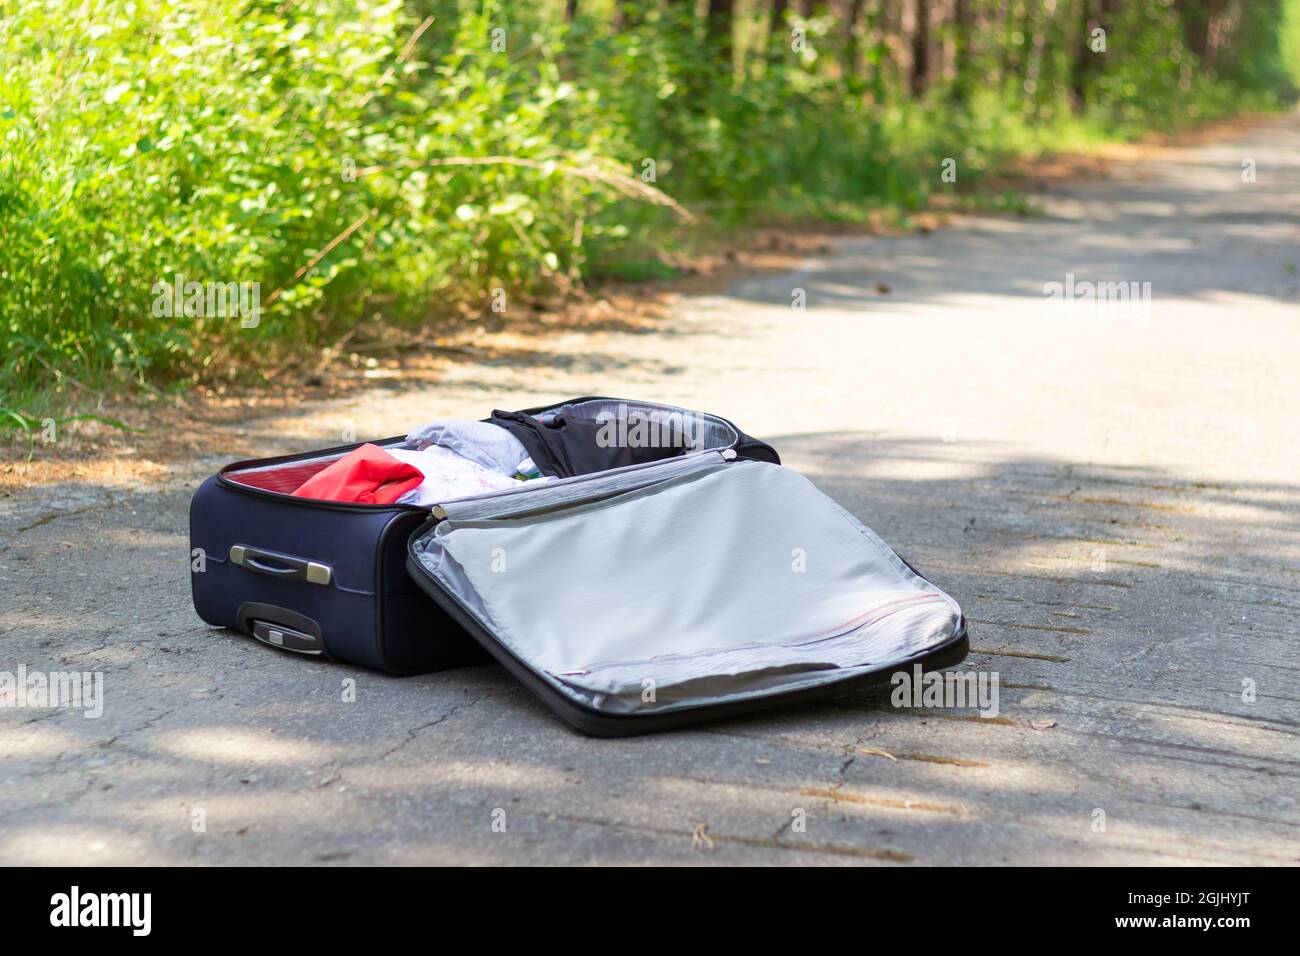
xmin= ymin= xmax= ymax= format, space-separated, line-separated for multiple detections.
xmin=229 ymin=544 xmax=333 ymax=586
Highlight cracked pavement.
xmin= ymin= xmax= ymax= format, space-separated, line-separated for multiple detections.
xmin=2 ymin=114 xmax=1299 ymax=865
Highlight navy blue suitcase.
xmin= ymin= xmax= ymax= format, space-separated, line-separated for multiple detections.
xmin=191 ymin=395 xmax=967 ymax=735
xmin=190 ymin=397 xmax=778 ymax=674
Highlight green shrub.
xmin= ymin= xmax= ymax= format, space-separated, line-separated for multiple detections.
xmin=0 ymin=0 xmax=638 ymax=407
xmin=1 ymin=0 xmax=1294 ymax=413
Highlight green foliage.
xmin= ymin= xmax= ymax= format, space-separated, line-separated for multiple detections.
xmin=0 ymin=0 xmax=635 ymax=409
xmin=1285 ymin=2 xmax=1300 ymax=89
xmin=2 ymin=0 xmax=1296 ymax=414
xmin=2 ymin=0 xmax=409 ymax=401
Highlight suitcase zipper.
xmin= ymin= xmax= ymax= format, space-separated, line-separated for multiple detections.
xmin=216 ymin=476 xmax=431 ymax=513
xmin=430 ymin=449 xmax=732 ymax=521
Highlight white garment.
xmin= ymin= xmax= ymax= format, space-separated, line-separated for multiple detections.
xmin=389 ymin=445 xmax=521 ymax=507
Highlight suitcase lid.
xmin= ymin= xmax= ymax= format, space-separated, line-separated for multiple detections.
xmin=405 ymin=452 xmax=966 ymax=735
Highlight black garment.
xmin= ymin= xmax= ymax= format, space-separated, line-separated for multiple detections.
xmin=489 ymin=406 xmax=781 ymax=479
xmin=490 ymin=409 xmax=688 ymax=478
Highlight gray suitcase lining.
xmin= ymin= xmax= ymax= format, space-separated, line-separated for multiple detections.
xmin=411 ymin=457 xmax=963 ymax=716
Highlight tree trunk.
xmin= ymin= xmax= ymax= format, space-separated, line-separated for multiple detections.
xmin=614 ymin=2 xmax=651 ymax=33
xmin=841 ymin=0 xmax=865 ymax=79
xmin=1206 ymin=0 xmax=1243 ymax=69
xmin=1176 ymin=0 xmax=1220 ymax=59
xmin=770 ymin=0 xmax=790 ymax=51
xmin=955 ymin=0 xmax=974 ymax=81
xmin=1023 ymin=0 xmax=1058 ymax=108
xmin=999 ymin=0 xmax=1018 ymax=89
xmin=1071 ymin=0 xmax=1095 ymax=111
xmin=707 ymin=0 xmax=735 ymax=66
xmin=881 ymin=0 xmax=903 ymax=97
xmin=911 ymin=0 xmax=931 ymax=96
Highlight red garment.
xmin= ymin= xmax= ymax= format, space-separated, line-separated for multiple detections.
xmin=291 ymin=443 xmax=424 ymax=505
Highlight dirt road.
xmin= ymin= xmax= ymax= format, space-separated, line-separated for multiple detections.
xmin=3 ymin=113 xmax=1298 ymax=865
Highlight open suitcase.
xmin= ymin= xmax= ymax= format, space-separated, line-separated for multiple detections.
xmin=191 ymin=397 xmax=968 ymax=735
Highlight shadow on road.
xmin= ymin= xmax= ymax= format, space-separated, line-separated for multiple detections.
xmin=3 ymin=430 xmax=1297 ymax=864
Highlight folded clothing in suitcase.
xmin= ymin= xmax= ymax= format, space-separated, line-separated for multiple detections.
xmin=190 ymin=398 xmax=778 ymax=674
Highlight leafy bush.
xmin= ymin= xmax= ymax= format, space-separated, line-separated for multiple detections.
xmin=1 ymin=0 xmax=1294 ymax=412
xmin=3 ymin=0 xmax=403 ymax=396
xmin=0 ymin=0 xmax=639 ymax=406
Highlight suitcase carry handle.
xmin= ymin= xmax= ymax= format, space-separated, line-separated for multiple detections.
xmin=229 ymin=544 xmax=333 ymax=586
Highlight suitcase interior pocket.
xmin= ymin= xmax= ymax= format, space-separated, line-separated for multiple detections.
xmin=409 ymin=457 xmax=964 ymax=719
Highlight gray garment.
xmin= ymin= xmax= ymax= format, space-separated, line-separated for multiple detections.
xmin=405 ymin=419 xmax=529 ymax=476
xmin=414 ymin=459 xmax=962 ymax=714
